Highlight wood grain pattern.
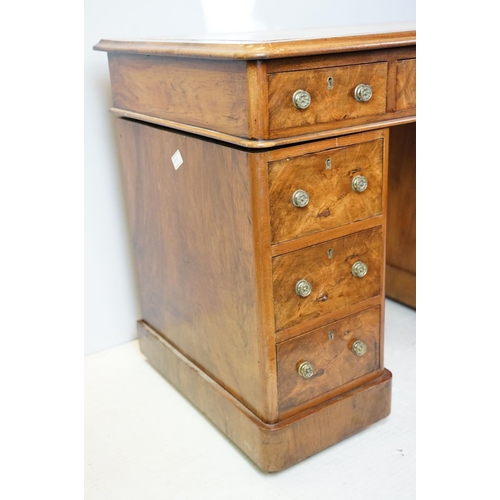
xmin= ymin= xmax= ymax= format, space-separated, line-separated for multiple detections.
xmin=116 ymin=118 xmax=277 ymax=422
xmin=268 ymin=62 xmax=387 ymax=133
xmin=246 ymin=60 xmax=269 ymax=139
xmin=138 ymin=319 xmax=392 ymax=472
xmin=268 ymin=138 xmax=383 ymax=244
xmin=386 ymin=123 xmax=416 ymax=308
xmin=396 ymin=59 xmax=417 ymax=110
xmin=395 ymin=59 xmax=416 ymax=110
xmin=277 ymin=306 xmax=380 ymax=412
xmin=108 ymin=54 xmax=250 ymax=138
xmin=272 ymin=226 xmax=383 ymax=331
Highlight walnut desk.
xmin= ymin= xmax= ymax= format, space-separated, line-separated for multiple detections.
xmin=94 ymin=24 xmax=416 ymax=471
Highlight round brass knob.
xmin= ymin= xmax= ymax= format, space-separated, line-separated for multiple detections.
xmin=292 ymin=89 xmax=311 ymax=109
xmin=354 ymin=83 xmax=373 ymax=102
xmin=352 ymin=261 xmax=368 ymax=278
xmin=352 ymin=175 xmax=368 ymax=192
xmin=295 ymin=279 xmax=312 ymax=297
xmin=297 ymin=361 xmax=315 ymax=378
xmin=291 ymin=189 xmax=310 ymax=208
xmin=351 ymin=340 xmax=367 ymax=356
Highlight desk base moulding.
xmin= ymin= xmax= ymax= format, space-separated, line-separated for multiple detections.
xmin=138 ymin=320 xmax=392 ymax=472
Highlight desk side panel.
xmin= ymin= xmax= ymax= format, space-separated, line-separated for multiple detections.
xmin=116 ymin=119 xmax=276 ymax=421
xmin=109 ymin=54 xmax=250 ymax=138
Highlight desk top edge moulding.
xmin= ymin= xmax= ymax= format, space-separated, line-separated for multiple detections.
xmin=94 ymin=22 xmax=415 ymax=58
xmin=95 ymin=23 xmax=416 ymax=471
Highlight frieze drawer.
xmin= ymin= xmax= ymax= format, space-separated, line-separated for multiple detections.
xmin=268 ymin=62 xmax=387 ymax=134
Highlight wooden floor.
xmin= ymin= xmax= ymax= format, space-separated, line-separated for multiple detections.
xmin=85 ymin=299 xmax=415 ymax=499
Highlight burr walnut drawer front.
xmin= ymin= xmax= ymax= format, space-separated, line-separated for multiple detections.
xmin=268 ymin=62 xmax=387 ymax=134
xmin=272 ymin=226 xmax=382 ymax=332
xmin=268 ymin=138 xmax=384 ymax=244
xmin=395 ymin=58 xmax=416 ymax=111
xmin=277 ymin=306 xmax=381 ymax=412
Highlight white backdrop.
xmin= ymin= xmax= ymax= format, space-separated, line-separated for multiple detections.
xmin=84 ymin=0 xmax=416 ymax=354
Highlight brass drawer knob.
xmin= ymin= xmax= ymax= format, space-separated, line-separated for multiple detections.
xmin=352 ymin=175 xmax=368 ymax=192
xmin=351 ymin=261 xmax=368 ymax=278
xmin=351 ymin=340 xmax=367 ymax=356
xmin=298 ymin=361 xmax=315 ymax=378
xmin=354 ymin=83 xmax=373 ymax=102
xmin=295 ymin=279 xmax=312 ymax=297
xmin=291 ymin=189 xmax=310 ymax=207
xmin=292 ymin=89 xmax=311 ymax=109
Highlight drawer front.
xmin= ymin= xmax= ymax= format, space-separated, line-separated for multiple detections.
xmin=272 ymin=226 xmax=382 ymax=332
xmin=395 ymin=59 xmax=416 ymax=111
xmin=277 ymin=307 xmax=380 ymax=412
xmin=268 ymin=63 xmax=387 ymax=133
xmin=269 ymin=139 xmax=383 ymax=244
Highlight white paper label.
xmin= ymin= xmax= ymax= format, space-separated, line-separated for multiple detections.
xmin=171 ymin=150 xmax=183 ymax=170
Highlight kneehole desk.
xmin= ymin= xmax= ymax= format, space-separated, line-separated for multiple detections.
xmin=94 ymin=23 xmax=416 ymax=471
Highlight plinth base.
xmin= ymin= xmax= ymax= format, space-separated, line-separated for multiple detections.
xmin=138 ymin=320 xmax=392 ymax=472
